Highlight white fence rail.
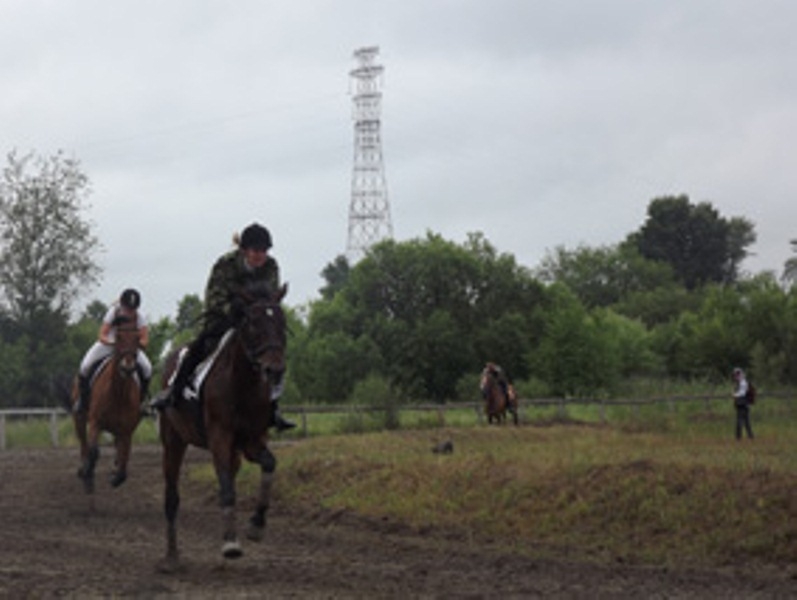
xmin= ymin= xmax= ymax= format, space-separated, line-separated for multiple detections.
xmin=0 ymin=408 xmax=67 ymax=450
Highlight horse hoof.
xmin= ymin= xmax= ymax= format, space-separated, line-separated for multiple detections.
xmin=109 ymin=471 xmax=127 ymax=488
xmin=246 ymin=524 xmax=264 ymax=542
xmin=156 ymin=556 xmax=184 ymax=574
xmin=222 ymin=541 xmax=243 ymax=559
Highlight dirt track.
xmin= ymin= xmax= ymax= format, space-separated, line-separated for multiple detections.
xmin=0 ymin=443 xmax=794 ymax=598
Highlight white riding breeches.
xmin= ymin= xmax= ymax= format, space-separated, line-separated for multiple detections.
xmin=79 ymin=341 xmax=152 ymax=379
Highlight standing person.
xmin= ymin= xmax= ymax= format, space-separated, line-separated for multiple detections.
xmin=732 ymin=367 xmax=754 ymax=440
xmin=151 ymin=222 xmax=295 ymax=431
xmin=76 ymin=288 xmax=152 ymax=413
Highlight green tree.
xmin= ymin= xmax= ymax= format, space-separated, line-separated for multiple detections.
xmin=782 ymin=239 xmax=797 ymax=286
xmin=535 ymin=242 xmax=675 ymax=308
xmin=300 ymin=232 xmax=546 ymax=402
xmin=0 ymin=150 xmax=101 ymax=323
xmin=174 ymin=293 xmax=203 ymax=343
xmin=532 ymin=285 xmax=621 ymax=398
xmin=681 ymin=285 xmax=750 ymax=379
xmin=0 ymin=151 xmax=101 ymax=404
xmin=81 ymin=299 xmax=108 ymax=323
xmin=290 ymin=331 xmax=382 ymax=402
xmin=628 ymin=195 xmax=755 ymax=289
xmin=319 ymin=254 xmax=350 ymax=300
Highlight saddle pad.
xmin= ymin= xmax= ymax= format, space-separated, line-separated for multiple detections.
xmin=169 ymin=329 xmax=235 ymax=402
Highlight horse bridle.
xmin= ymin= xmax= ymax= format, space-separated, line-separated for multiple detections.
xmin=114 ymin=325 xmax=140 ymax=376
xmin=238 ymin=299 xmax=286 ymax=383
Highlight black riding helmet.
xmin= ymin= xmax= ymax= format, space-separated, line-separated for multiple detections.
xmin=240 ymin=223 xmax=272 ymax=251
xmin=120 ymin=288 xmax=141 ymax=310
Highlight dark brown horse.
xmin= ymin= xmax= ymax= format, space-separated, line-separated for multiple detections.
xmin=480 ymin=365 xmax=519 ymax=425
xmin=158 ymin=284 xmax=287 ymax=568
xmin=70 ymin=318 xmax=143 ymax=493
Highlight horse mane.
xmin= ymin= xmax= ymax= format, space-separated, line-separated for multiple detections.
xmin=238 ymin=280 xmax=276 ymax=302
xmin=111 ymin=314 xmax=135 ymax=328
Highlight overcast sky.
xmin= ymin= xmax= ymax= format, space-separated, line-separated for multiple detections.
xmin=3 ymin=1 xmax=796 ymax=320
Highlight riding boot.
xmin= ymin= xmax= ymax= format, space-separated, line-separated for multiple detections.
xmin=271 ymin=400 xmax=296 ymax=432
xmin=151 ymin=341 xmax=205 ymax=411
xmin=139 ymin=377 xmax=151 ymax=415
xmin=140 ymin=376 xmax=150 ymax=402
xmin=150 ymin=371 xmax=187 ymax=411
xmin=150 ymin=366 xmax=188 ymax=411
xmin=75 ymin=374 xmax=91 ymax=413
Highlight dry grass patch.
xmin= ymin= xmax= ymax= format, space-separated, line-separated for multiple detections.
xmin=268 ymin=425 xmax=797 ymax=568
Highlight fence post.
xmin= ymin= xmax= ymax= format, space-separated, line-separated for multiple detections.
xmin=0 ymin=414 xmax=5 ymax=450
xmin=49 ymin=412 xmax=59 ymax=447
xmin=299 ymin=408 xmax=307 ymax=438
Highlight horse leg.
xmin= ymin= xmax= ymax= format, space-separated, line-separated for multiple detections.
xmin=247 ymin=446 xmax=276 ymax=542
xmin=109 ymin=434 xmax=131 ymax=488
xmin=79 ymin=422 xmax=101 ymax=494
xmin=71 ymin=379 xmax=91 ymax=478
xmin=73 ymin=412 xmax=89 ymax=476
xmin=213 ymin=449 xmax=243 ymax=559
xmin=161 ymin=424 xmax=187 ymax=568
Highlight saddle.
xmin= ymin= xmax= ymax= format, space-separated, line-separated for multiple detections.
xmin=169 ymin=329 xmax=235 ymax=402
xmin=87 ymin=355 xmax=143 ymax=387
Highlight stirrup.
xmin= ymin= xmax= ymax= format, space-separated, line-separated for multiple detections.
xmin=273 ymin=413 xmax=296 ymax=432
xmin=149 ymin=389 xmax=173 ymax=411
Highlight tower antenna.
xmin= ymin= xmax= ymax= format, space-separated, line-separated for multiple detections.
xmin=347 ymin=46 xmax=392 ymax=262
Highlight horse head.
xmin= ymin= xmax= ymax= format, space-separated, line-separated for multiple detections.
xmin=111 ymin=315 xmax=140 ymax=376
xmin=235 ymin=283 xmax=288 ymax=382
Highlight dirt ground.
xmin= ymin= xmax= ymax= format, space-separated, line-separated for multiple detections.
xmin=0 ymin=443 xmax=794 ymax=599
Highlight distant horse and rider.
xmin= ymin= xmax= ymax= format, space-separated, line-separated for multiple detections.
xmin=480 ymin=362 xmax=518 ymax=425
xmin=68 ymin=288 xmax=151 ymax=494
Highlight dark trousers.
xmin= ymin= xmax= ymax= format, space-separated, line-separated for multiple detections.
xmin=172 ymin=325 xmax=226 ymax=392
xmin=735 ymin=404 xmax=754 ymax=440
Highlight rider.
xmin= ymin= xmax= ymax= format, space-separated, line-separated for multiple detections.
xmin=484 ymin=362 xmax=512 ymax=404
xmin=76 ymin=288 xmax=152 ymax=413
xmin=150 ymin=222 xmax=295 ymax=432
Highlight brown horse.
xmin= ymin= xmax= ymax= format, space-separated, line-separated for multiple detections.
xmin=480 ymin=366 xmax=519 ymax=425
xmin=158 ymin=283 xmax=287 ymax=568
xmin=70 ymin=317 xmax=143 ymax=493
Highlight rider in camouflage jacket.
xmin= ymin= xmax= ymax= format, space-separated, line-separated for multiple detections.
xmin=203 ymin=247 xmax=280 ymax=334
xmin=151 ymin=223 xmax=294 ymax=431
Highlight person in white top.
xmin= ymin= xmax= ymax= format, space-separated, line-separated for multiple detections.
xmin=75 ymin=288 xmax=152 ymax=413
xmin=732 ymin=367 xmax=754 ymax=440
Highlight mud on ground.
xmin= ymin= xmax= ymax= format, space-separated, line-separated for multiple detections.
xmin=0 ymin=444 xmax=793 ymax=598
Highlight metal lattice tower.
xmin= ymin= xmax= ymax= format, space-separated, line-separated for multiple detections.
xmin=347 ymin=46 xmax=392 ymax=261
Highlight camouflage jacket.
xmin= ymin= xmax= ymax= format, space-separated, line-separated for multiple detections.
xmin=202 ymin=250 xmax=280 ymax=332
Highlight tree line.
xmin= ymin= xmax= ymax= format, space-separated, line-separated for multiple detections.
xmin=2 ymin=151 xmax=796 ymax=407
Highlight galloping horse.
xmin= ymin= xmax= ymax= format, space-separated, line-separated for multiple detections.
xmin=70 ymin=317 xmax=143 ymax=493
xmin=480 ymin=365 xmax=519 ymax=425
xmin=158 ymin=283 xmax=287 ymax=568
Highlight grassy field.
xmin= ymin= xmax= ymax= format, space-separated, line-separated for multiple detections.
xmin=4 ymin=395 xmax=796 ymax=570
xmin=261 ymin=396 xmax=797 ymax=570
